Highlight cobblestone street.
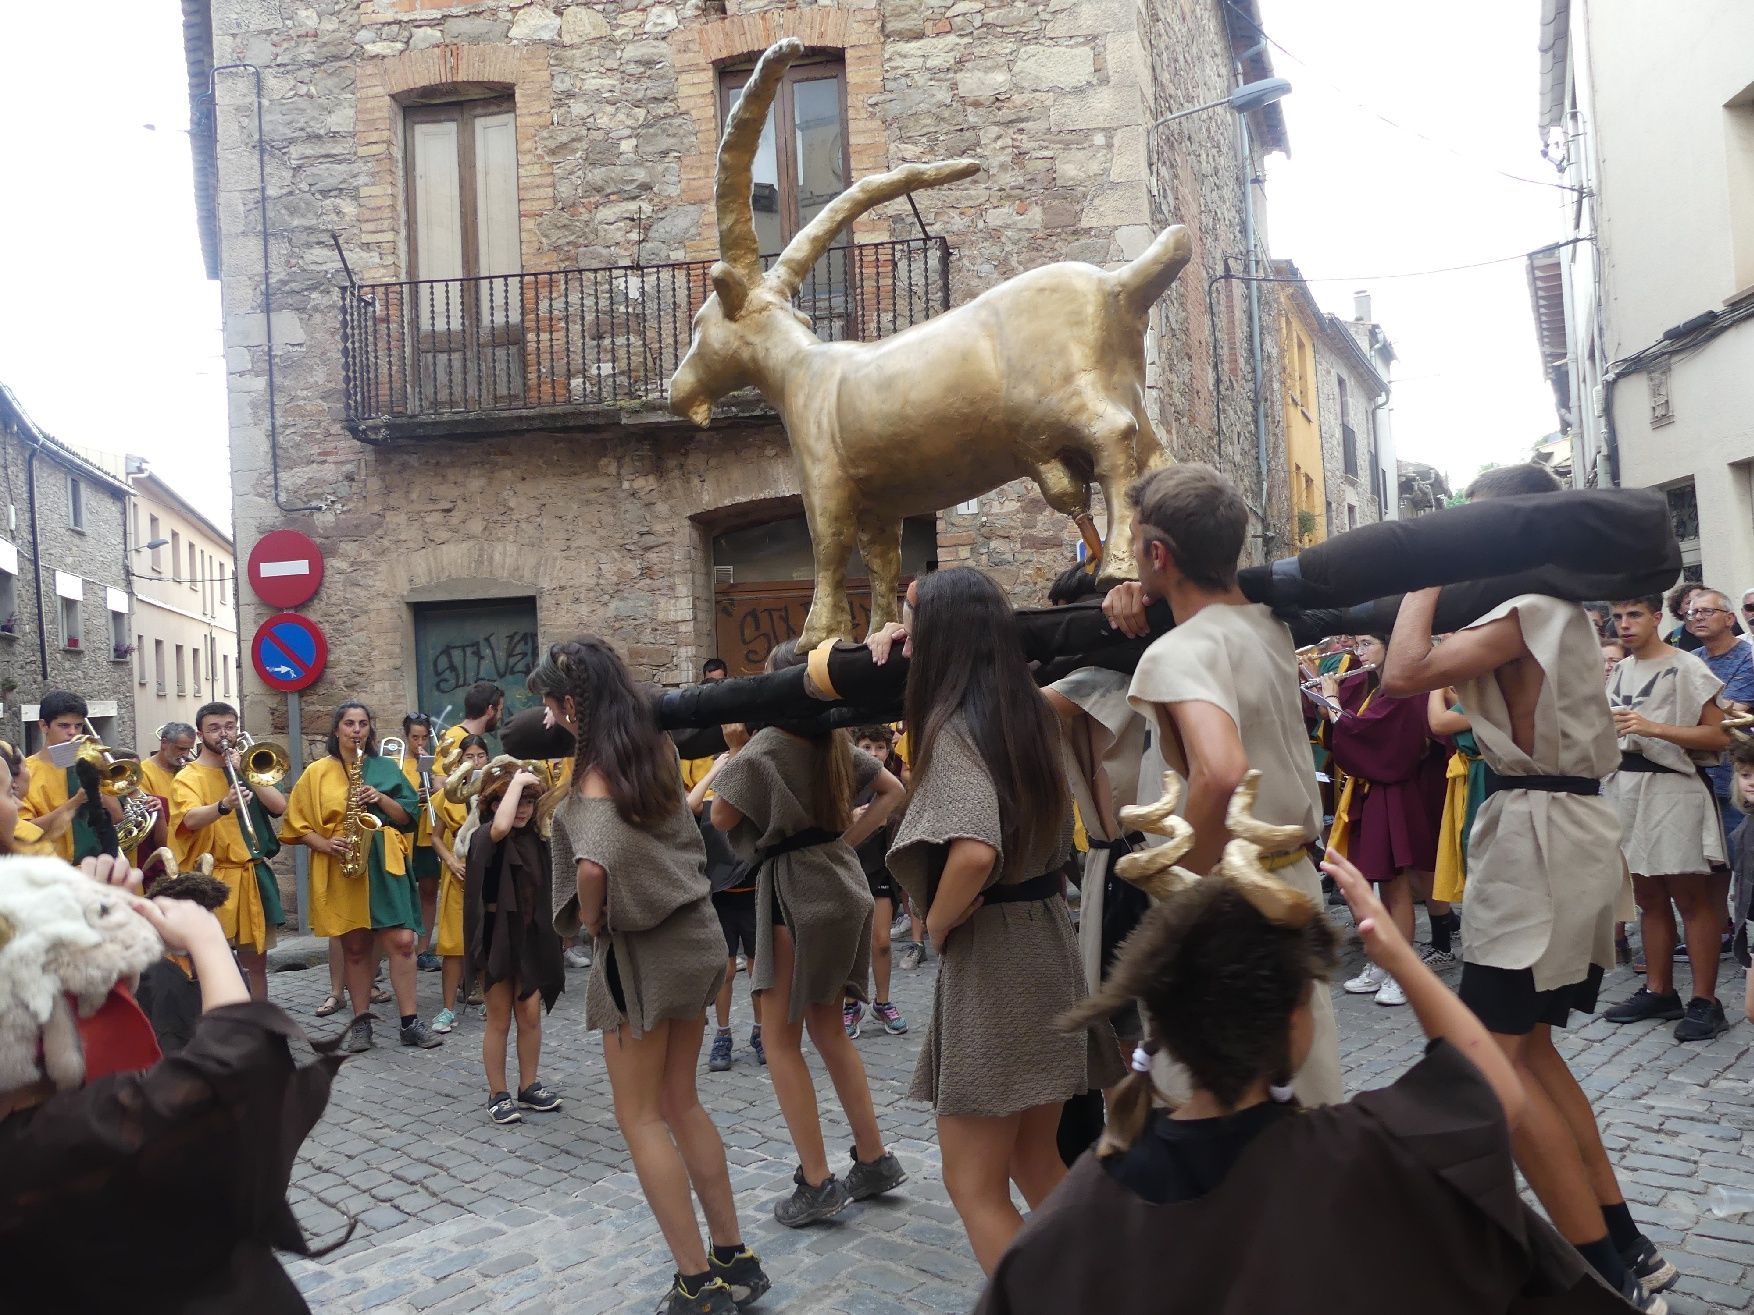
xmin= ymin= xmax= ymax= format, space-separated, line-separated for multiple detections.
xmin=277 ymin=918 xmax=1754 ymax=1315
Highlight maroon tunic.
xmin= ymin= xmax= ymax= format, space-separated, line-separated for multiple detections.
xmin=1329 ymin=677 xmax=1447 ymax=882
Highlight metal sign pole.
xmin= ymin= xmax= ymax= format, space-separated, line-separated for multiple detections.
xmin=287 ymin=689 xmax=308 ymax=933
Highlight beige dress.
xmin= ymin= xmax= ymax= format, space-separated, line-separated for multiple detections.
xmin=888 ymin=719 xmax=1124 ymax=1117
xmin=1455 ymin=596 xmax=1623 ymax=990
xmin=549 ymin=792 xmax=726 ymax=1037
xmin=710 ymin=729 xmax=879 ymax=1022
xmin=1605 ymin=649 xmax=1725 ymax=875
xmin=1128 ymin=602 xmax=1342 ymax=1107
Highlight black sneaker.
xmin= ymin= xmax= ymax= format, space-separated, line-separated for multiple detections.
xmin=1622 ymin=1234 xmax=1679 ymax=1295
xmin=707 ymin=1248 xmax=771 ymax=1309
xmin=658 ymin=1275 xmax=737 ymax=1314
xmin=399 ymin=1017 xmax=445 ymax=1048
xmin=1603 ymin=987 xmax=1684 ymax=1025
xmin=773 ymin=1168 xmax=849 ymax=1227
xmin=1673 ymin=997 xmax=1729 ymax=1043
xmin=844 ymin=1147 xmax=907 ymax=1201
xmin=1620 ymin=1268 xmax=1669 ymax=1314
xmin=488 ymin=1092 xmax=522 ymax=1125
xmin=340 ymin=1013 xmax=374 ymax=1054
xmin=517 ymin=1081 xmax=562 ymax=1112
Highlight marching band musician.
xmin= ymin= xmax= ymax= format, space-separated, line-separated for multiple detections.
xmin=399 ymin=713 xmax=445 ymax=970
xmin=139 ymin=722 xmax=195 ymax=802
xmin=171 ymin=702 xmax=288 ymax=1001
xmin=19 ymin=690 xmax=122 ymax=862
xmin=278 ymin=701 xmax=439 ymax=1053
xmin=430 ymin=733 xmax=490 ymax=1034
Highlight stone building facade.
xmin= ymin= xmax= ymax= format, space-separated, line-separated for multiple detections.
xmin=0 ymin=384 xmax=137 ymax=752
xmin=183 ymin=0 xmax=1291 ymax=746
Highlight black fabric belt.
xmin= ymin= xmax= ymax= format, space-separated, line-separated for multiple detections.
xmin=1483 ymin=767 xmax=1602 ymax=799
xmin=1617 ymin=751 xmax=1686 ymax=776
xmin=755 ymin=827 xmax=838 ymax=866
xmin=983 ymin=870 xmax=1064 ymax=906
xmin=1100 ymin=831 xmax=1148 ymax=861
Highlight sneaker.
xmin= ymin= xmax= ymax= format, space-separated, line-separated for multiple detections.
xmin=873 ymin=1001 xmax=908 ymax=1035
xmin=658 ymin=1275 xmax=737 ymax=1315
xmin=1374 ymin=976 xmax=1408 ymax=1007
xmin=709 ymin=1028 xmax=734 ymax=1072
xmin=707 ymin=1248 xmax=771 ymax=1310
xmin=898 ymin=941 xmax=926 ymax=970
xmin=1604 ymin=987 xmax=1684 ymax=1025
xmin=1416 ymin=944 xmax=1457 ymax=969
xmin=416 ymin=951 xmax=441 ymax=972
xmin=773 ymin=1168 xmax=850 ymax=1227
xmin=843 ymin=999 xmax=864 ymax=1039
xmin=1673 ymin=996 xmax=1729 ymax=1043
xmin=431 ymin=1007 xmax=458 ymax=1034
xmin=517 ymin=1081 xmax=562 ymax=1112
xmin=340 ymin=1013 xmax=374 ymax=1054
xmin=891 ymin=913 xmax=913 ymax=939
xmin=564 ymin=944 xmax=592 ymax=969
xmin=1621 ymin=1269 xmax=1669 ymax=1314
xmin=844 ymin=1148 xmax=907 ymax=1201
xmin=1342 ymin=964 xmax=1384 ymax=995
xmin=488 ymin=1091 xmax=522 ymax=1125
xmin=749 ymin=1026 xmax=765 ymax=1066
xmin=1622 ymin=1234 xmax=1679 ymax=1295
xmin=400 ymin=1017 xmax=444 ymax=1048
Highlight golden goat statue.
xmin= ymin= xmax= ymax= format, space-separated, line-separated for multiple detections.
xmin=669 ymin=37 xmax=1193 ymax=648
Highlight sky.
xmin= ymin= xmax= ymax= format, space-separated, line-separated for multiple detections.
xmin=0 ymin=1 xmax=1561 ymax=531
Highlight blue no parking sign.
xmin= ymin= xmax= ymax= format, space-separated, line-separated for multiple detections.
xmin=251 ymin=613 xmax=328 ymax=692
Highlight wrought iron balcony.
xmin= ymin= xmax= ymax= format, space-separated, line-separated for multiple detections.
xmin=339 ymin=236 xmax=951 ymax=442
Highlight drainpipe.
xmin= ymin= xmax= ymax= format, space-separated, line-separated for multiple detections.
xmin=1236 ymin=40 xmax=1274 ymax=555
xmin=24 ymin=438 xmax=48 ymax=681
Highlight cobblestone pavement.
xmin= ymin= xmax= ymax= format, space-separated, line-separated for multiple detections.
xmin=276 ymin=914 xmax=1754 ymax=1315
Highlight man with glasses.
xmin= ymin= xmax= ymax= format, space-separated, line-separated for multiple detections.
xmin=1684 ymin=588 xmax=1754 ymax=837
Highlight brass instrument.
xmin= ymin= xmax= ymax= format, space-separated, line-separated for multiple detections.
xmin=216 ymin=735 xmax=263 ymax=853
xmin=235 ymin=732 xmax=290 ymax=788
xmin=337 ymin=749 xmax=384 ymax=880
xmin=73 ymin=733 xmax=158 ymax=853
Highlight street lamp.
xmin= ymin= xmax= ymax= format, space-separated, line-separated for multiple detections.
xmin=136 ymin=537 xmax=170 ymax=552
xmin=1151 ymin=77 xmax=1291 ymax=129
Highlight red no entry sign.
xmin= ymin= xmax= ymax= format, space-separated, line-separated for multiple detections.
xmin=247 ymin=529 xmax=325 ymax=609
xmin=252 ymin=613 xmax=328 ymax=692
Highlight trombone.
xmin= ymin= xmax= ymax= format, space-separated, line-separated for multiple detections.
xmin=218 ymin=732 xmax=291 ymax=854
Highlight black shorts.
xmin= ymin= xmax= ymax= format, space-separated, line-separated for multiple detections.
xmin=713 ymin=886 xmax=757 ymax=957
xmin=866 ymin=868 xmax=894 ymax=903
xmin=1459 ymin=961 xmax=1604 ymax=1036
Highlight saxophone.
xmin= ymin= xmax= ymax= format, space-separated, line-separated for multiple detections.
xmin=338 ymin=752 xmax=384 ymax=879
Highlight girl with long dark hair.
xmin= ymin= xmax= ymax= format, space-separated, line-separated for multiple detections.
xmin=709 ymin=706 xmax=907 ymax=1227
xmin=886 ymin=566 xmax=1123 ymax=1273
xmin=278 ymin=701 xmax=435 ymax=1054
xmin=528 ymin=639 xmax=769 ymax=1315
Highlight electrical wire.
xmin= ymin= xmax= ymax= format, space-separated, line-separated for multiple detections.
xmin=1227 ymin=235 xmax=1591 ymax=285
xmin=1225 ymin=0 xmax=1579 ymax=194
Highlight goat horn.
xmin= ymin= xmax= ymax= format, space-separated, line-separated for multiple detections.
xmin=766 ymin=159 xmax=981 ymax=300
xmin=1114 ymin=770 xmax=1200 ymax=900
xmin=714 ymin=38 xmax=804 ymax=277
xmin=1217 ymin=771 xmax=1318 ymax=929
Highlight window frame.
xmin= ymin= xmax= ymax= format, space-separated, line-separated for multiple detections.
xmin=148 ymin=515 xmax=162 ymax=574
xmin=717 ymin=58 xmax=851 ymax=252
xmin=403 ymin=95 xmax=519 ymax=286
xmin=154 ymin=639 xmax=166 ymax=696
xmin=60 ymin=596 xmax=82 ymax=650
xmin=137 ymin=632 xmax=147 ymax=685
xmin=68 ymin=475 xmax=85 ymax=532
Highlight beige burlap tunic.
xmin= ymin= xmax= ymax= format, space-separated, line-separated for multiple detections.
xmin=888 ymin=719 xmax=1123 ymax=1117
xmin=549 ymin=792 xmax=726 ymax=1037
xmin=1455 ymin=596 xmax=1623 ymax=990
xmin=710 ymin=729 xmax=878 ymax=1023
xmin=1127 ymin=601 xmax=1342 ymax=1107
xmin=1605 ymin=648 xmax=1725 ymax=876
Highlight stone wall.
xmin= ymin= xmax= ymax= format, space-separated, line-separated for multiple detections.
xmin=201 ymin=0 xmax=1284 ymax=747
xmin=0 ymin=425 xmax=135 ymax=749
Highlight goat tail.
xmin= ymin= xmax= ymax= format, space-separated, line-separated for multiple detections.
xmin=1112 ymin=225 xmax=1193 ymax=320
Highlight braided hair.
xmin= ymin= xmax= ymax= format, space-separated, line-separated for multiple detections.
xmin=526 ymin=637 xmax=680 ymax=827
xmin=1061 ymin=879 xmax=1339 ymax=1157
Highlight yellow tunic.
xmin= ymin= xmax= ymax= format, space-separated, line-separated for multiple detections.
xmin=172 ymin=761 xmax=270 ymax=953
xmin=432 ymin=790 xmax=470 ymax=957
xmin=398 ymin=755 xmax=436 ymax=849
xmin=278 ymin=757 xmax=414 ymax=938
xmin=680 ymin=756 xmax=715 ymax=790
xmin=20 ymin=751 xmax=74 ymax=861
xmin=11 ymin=818 xmax=54 ymax=856
xmin=139 ymin=756 xmax=178 ymax=805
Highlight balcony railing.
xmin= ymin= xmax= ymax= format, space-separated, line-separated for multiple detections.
xmin=340 ymin=236 xmax=951 ymax=440
xmin=1341 ymin=422 xmax=1359 ymax=478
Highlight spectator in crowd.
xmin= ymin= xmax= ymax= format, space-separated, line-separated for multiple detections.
xmin=1684 ymin=587 xmax=1754 ymax=836
xmin=1664 ymin=584 xmax=1704 ymax=651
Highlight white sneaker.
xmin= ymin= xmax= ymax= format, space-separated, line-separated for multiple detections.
xmin=563 ymin=945 xmax=592 ymax=969
xmin=1374 ymin=976 xmax=1408 ymax=1007
xmin=1342 ymin=964 xmax=1384 ymax=995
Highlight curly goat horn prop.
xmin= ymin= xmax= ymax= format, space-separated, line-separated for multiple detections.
xmin=1217 ymin=771 xmax=1319 ymax=928
xmin=1113 ymin=771 xmax=1201 ymax=900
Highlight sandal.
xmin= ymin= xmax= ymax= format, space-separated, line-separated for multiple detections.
xmin=370 ymin=985 xmax=393 ymax=1005
xmin=315 ymin=993 xmax=343 ymax=1017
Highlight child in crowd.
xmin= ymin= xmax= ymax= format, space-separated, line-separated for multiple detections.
xmin=845 ymin=725 xmax=908 ymax=1040
xmin=688 ymin=724 xmax=765 ymax=1072
xmin=976 ymin=848 xmax=1638 ymax=1314
xmin=465 ymin=760 xmax=564 ymax=1125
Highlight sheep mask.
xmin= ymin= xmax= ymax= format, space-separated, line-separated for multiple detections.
xmin=0 ymin=856 xmax=165 ymax=1094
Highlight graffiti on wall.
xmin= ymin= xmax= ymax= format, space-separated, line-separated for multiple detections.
xmin=714 ymin=583 xmax=901 ymax=677
xmin=412 ymin=599 xmax=541 ymax=722
xmin=428 ymin=630 xmax=538 ymax=694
